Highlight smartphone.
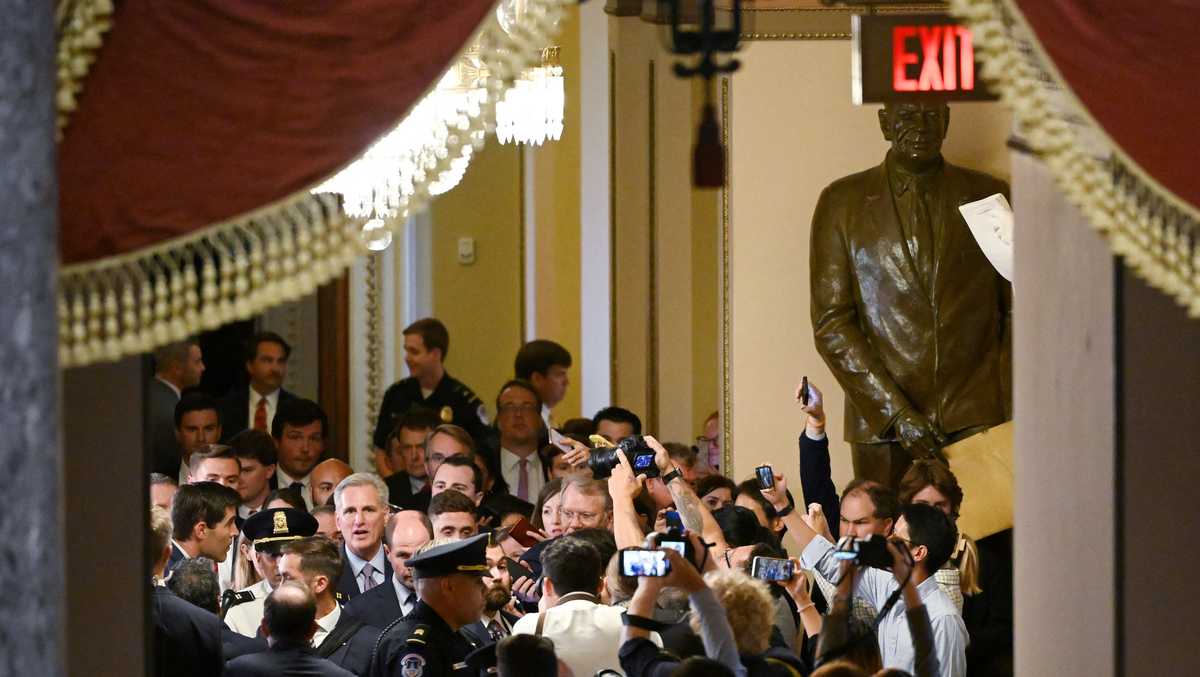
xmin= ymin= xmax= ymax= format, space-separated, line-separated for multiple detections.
xmin=663 ymin=510 xmax=685 ymax=531
xmin=548 ymin=427 xmax=574 ymax=452
xmin=755 ymin=465 xmax=774 ymax=490
xmin=505 ymin=557 xmax=532 ymax=582
xmin=751 ymin=556 xmax=795 ymax=582
xmin=620 ymin=549 xmax=671 ymax=577
xmin=800 ymin=376 xmax=810 ymax=405
xmin=507 ymin=517 xmax=541 ymax=548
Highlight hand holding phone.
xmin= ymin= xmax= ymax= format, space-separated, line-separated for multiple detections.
xmin=800 ymin=376 xmax=810 ymax=405
xmin=620 ymin=549 xmax=671 ymax=577
xmin=664 ymin=510 xmax=685 ymax=531
xmin=751 ymin=556 xmax=795 ymax=582
xmin=506 ymin=517 xmax=541 ymax=548
xmin=755 ymin=465 xmax=775 ymax=491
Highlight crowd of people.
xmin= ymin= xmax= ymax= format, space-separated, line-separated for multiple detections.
xmin=147 ymin=319 xmax=1012 ymax=677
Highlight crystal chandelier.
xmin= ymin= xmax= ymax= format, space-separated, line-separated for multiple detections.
xmin=495 ymin=46 xmax=564 ymax=146
xmin=313 ymin=53 xmax=488 ymax=220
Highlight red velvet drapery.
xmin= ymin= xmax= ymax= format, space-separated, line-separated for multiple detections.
xmin=58 ymin=0 xmax=496 ymax=264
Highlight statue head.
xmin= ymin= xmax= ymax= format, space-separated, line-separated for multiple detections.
xmin=879 ymin=102 xmax=950 ymax=172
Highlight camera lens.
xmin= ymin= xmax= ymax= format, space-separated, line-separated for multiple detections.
xmin=587 ymin=446 xmax=621 ymax=479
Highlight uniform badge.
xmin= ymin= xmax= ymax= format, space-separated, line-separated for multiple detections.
xmin=440 ymin=406 xmax=453 ymax=423
xmin=272 ymin=510 xmax=288 ymax=534
xmin=400 ymin=653 xmax=426 ymax=677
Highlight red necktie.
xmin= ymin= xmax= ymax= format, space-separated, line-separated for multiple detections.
xmin=254 ymin=397 xmax=268 ymax=431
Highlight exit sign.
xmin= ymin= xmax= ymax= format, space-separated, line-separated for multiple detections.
xmin=852 ymin=13 xmax=998 ymax=104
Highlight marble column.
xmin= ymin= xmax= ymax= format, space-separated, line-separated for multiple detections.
xmin=0 ymin=2 xmax=64 ymax=675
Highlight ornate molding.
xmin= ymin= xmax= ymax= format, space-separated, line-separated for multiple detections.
xmin=719 ymin=75 xmax=733 ymax=477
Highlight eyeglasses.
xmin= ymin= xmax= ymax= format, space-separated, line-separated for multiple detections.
xmin=560 ymin=509 xmax=599 ymax=524
xmin=498 ymin=403 xmax=539 ymax=416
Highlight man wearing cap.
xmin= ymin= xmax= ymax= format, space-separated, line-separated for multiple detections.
xmin=369 ymin=534 xmax=491 ymax=677
xmin=225 ymin=507 xmax=319 ymax=637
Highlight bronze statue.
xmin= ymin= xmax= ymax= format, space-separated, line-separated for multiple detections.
xmin=810 ymin=102 xmax=1012 ymax=489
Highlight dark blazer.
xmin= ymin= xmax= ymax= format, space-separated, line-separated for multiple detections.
xmin=335 ymin=546 xmax=393 ymax=603
xmin=342 ymin=579 xmax=404 ymax=630
xmin=810 ymin=157 xmax=1012 ymax=443
xmin=167 ymin=542 xmax=189 ymax=574
xmin=150 ymin=586 xmax=223 ymax=677
xmin=798 ymin=432 xmax=841 ymax=541
xmin=460 ymin=610 xmax=521 ymax=647
xmin=222 ymin=627 xmax=267 ymax=662
xmin=147 ymin=378 xmax=182 ymax=477
xmin=316 ymin=612 xmax=379 ymax=677
xmin=218 ymin=387 xmax=297 ymax=442
xmin=397 ymin=485 xmax=431 ymax=514
xmin=225 ymin=642 xmax=355 ymax=677
xmin=383 ymin=472 xmax=420 ymax=509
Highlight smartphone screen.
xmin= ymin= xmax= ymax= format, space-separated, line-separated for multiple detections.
xmin=657 ymin=538 xmax=686 ymax=557
xmin=620 ymin=549 xmax=671 ymax=577
xmin=755 ymin=465 xmax=774 ymax=490
xmin=751 ymin=556 xmax=794 ymax=581
xmin=632 ymin=452 xmax=656 ymax=471
xmin=505 ymin=557 xmax=531 ymax=582
xmin=664 ymin=510 xmax=684 ymax=531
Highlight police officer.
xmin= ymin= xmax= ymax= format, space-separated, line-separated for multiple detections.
xmin=369 ymin=534 xmax=491 ymax=677
xmin=223 ymin=507 xmax=318 ymax=636
xmin=372 ymin=318 xmax=489 ymax=460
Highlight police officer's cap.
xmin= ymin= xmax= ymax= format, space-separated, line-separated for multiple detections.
xmin=404 ymin=533 xmax=490 ymax=579
xmin=242 ymin=508 xmax=318 ymax=554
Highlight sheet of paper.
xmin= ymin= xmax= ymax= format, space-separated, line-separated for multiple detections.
xmin=959 ymin=193 xmax=1014 ymax=282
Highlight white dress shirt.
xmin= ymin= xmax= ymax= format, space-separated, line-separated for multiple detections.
xmin=801 ymin=535 xmax=968 ymax=677
xmin=312 ymin=603 xmax=342 ymax=649
xmin=511 ymin=597 xmax=660 ymax=676
xmin=499 ymin=447 xmax=544 ymax=503
xmin=276 ymin=467 xmax=312 ymax=510
xmin=178 ymin=460 xmax=191 ymax=487
xmin=344 ymin=545 xmax=387 ymax=593
xmin=248 ymin=386 xmax=280 ymax=432
xmin=392 ymin=575 xmax=417 ymax=617
xmin=224 ymin=579 xmax=273 ymax=637
xmin=541 ymin=404 xmax=554 ymax=429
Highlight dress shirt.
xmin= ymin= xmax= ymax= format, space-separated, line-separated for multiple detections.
xmin=392 ymin=575 xmax=417 ymax=616
xmin=178 ymin=459 xmax=191 ymax=486
xmin=409 ymin=474 xmax=426 ymax=495
xmin=802 ymin=535 xmax=968 ymax=677
xmin=512 ymin=597 xmax=660 ymax=677
xmin=499 ymin=447 xmax=544 ymax=502
xmin=276 ymin=468 xmax=312 ymax=510
xmin=541 ymin=404 xmax=554 ymax=429
xmin=312 ymin=603 xmax=342 ymax=649
xmin=224 ymin=579 xmax=273 ymax=638
xmin=344 ymin=546 xmax=387 ymax=593
xmin=247 ymin=386 xmax=280 ymax=433
xmin=238 ymin=500 xmax=265 ymax=521
xmin=216 ymin=537 xmax=237 ymax=593
xmin=480 ymin=610 xmax=512 ymax=638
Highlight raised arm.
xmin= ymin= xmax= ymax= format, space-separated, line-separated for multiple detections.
xmin=644 ymin=436 xmax=727 ymax=555
xmin=608 ymin=451 xmax=649 ymax=550
xmin=796 ymin=381 xmax=841 ymax=539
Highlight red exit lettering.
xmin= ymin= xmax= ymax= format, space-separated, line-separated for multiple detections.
xmin=892 ymin=25 xmax=975 ymax=93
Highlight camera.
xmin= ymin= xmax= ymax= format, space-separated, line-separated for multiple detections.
xmin=588 ymin=435 xmax=657 ymax=479
xmin=651 ymin=529 xmax=695 ymax=565
xmin=831 ymin=534 xmax=893 ymax=570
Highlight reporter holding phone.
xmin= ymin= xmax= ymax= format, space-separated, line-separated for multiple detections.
xmin=762 ymin=468 xmax=966 ymax=677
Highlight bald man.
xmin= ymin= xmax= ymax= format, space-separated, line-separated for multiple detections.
xmin=309 ymin=459 xmax=352 ymax=508
xmin=343 ymin=510 xmax=432 ymax=627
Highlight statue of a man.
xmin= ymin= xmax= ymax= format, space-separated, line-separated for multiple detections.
xmin=810 ymin=102 xmax=1012 ymax=489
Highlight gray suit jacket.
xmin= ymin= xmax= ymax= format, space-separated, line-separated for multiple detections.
xmin=146 ymin=378 xmax=181 ymax=477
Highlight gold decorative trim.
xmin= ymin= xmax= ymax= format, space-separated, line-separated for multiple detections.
xmin=609 ymin=50 xmax=619 ymax=403
xmin=58 ymin=0 xmax=573 ymax=367
xmin=647 ymin=60 xmax=660 ymax=434
xmin=56 ymin=0 xmax=114 ymax=138
xmin=719 ymin=75 xmax=733 ymax=477
xmin=742 ymin=31 xmax=850 ymax=40
xmin=364 ymin=252 xmax=383 ymax=459
xmin=950 ymin=0 xmax=1199 ymax=317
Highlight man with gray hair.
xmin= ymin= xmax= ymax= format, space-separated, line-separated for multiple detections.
xmin=334 ymin=472 xmax=393 ymax=601
xmin=147 ymin=339 xmax=205 ymax=477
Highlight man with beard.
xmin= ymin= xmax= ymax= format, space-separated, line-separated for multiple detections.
xmin=344 ymin=510 xmax=432 ymax=627
xmin=224 ymin=507 xmax=319 ymax=637
xmin=460 ymin=541 xmax=524 ymax=646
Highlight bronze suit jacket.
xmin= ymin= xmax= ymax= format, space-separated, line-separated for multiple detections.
xmin=810 ymin=158 xmax=1012 ymax=444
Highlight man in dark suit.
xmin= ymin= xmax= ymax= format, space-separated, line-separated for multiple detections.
xmin=279 ymin=537 xmax=379 ymax=676
xmin=165 ymin=556 xmax=268 ymax=661
xmin=168 ymin=481 xmax=241 ymax=576
xmin=333 ymin=474 xmax=393 ymax=602
xmin=810 ymin=101 xmax=1012 ymax=490
xmin=344 ymin=510 xmax=432 ymax=627
xmin=219 ymin=331 xmax=297 ymax=443
xmin=225 ymin=582 xmax=355 ymax=677
xmin=380 ymin=408 xmax=440 ymax=507
xmin=148 ymin=505 xmax=224 ymax=677
xmin=146 ymin=339 xmax=205 ymax=477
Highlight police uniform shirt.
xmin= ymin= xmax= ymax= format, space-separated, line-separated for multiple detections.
xmin=370 ymin=600 xmax=476 ymax=677
xmin=371 ymin=374 xmax=487 ymax=449
xmin=224 ymin=579 xmax=272 ymax=637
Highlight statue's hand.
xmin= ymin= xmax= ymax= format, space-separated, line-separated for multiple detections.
xmin=893 ymin=409 xmax=947 ymax=458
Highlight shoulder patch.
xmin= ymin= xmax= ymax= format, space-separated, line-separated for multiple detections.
xmin=400 ymin=653 xmax=426 ymax=677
